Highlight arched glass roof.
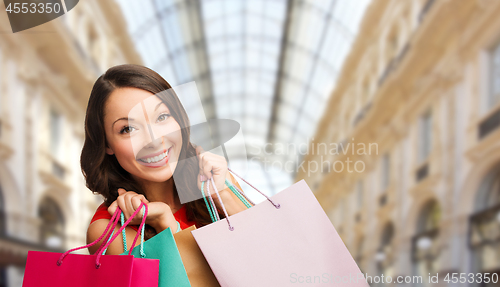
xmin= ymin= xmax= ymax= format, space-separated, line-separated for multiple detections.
xmin=116 ymin=0 xmax=371 ymax=197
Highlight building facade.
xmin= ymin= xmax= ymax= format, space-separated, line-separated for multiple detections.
xmin=0 ymin=1 xmax=141 ymax=285
xmin=298 ymin=0 xmax=500 ymax=286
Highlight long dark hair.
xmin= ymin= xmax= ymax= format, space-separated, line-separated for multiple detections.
xmin=81 ymin=64 xmax=220 ymax=239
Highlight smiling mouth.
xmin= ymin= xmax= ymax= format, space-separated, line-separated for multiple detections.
xmin=137 ymin=146 xmax=172 ymax=163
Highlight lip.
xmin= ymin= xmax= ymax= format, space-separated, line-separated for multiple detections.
xmin=136 ymin=146 xmax=173 ymax=168
xmin=138 ymin=148 xmax=169 ymax=161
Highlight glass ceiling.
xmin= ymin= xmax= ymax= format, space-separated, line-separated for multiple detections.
xmin=116 ymin=0 xmax=370 ymax=198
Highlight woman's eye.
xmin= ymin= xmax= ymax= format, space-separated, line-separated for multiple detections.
xmin=157 ymin=113 xmax=170 ymax=122
xmin=120 ymin=126 xmax=136 ymax=134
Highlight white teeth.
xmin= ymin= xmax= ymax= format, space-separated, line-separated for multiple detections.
xmin=140 ymin=147 xmax=171 ymax=163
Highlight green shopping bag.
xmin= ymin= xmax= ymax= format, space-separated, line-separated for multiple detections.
xmin=118 ymin=210 xmax=191 ymax=287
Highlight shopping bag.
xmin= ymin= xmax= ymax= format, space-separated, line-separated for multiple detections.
xmin=121 ymin=222 xmax=191 ymax=287
xmin=173 ymin=225 xmax=220 ymax=287
xmin=192 ymin=169 xmax=369 ymax=287
xmin=23 ymin=203 xmax=159 ymax=287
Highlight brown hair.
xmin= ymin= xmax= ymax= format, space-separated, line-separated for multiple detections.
xmin=81 ymin=64 xmax=221 ymax=239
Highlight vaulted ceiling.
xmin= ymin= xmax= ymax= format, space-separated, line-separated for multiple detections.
xmin=116 ymin=0 xmax=370 ymax=198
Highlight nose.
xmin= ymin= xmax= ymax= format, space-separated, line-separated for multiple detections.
xmin=143 ymin=136 xmax=163 ymax=150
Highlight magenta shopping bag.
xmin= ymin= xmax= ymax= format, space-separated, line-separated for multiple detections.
xmin=23 ymin=203 xmax=159 ymax=287
xmin=192 ymin=170 xmax=369 ymax=287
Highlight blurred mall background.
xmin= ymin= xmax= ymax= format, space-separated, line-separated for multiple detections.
xmin=0 ymin=0 xmax=499 ymax=286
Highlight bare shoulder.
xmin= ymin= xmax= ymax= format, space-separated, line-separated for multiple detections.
xmin=86 ymin=219 xmax=111 ymax=255
xmin=86 ymin=219 xmax=139 ymax=255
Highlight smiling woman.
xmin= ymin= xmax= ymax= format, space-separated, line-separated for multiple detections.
xmin=104 ymin=87 xmax=183 ymax=181
xmin=81 ymin=64 xmax=250 ymax=256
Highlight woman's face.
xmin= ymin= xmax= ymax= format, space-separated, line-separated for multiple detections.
xmin=104 ymin=87 xmax=183 ymax=183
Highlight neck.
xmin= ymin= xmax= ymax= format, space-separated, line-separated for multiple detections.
xmin=134 ymin=176 xmax=182 ymax=213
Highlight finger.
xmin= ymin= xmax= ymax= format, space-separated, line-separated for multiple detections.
xmin=118 ymin=188 xmax=127 ymax=195
xmin=116 ymin=195 xmax=127 ymax=218
xmin=211 ymin=156 xmax=227 ymax=176
xmin=201 ymin=157 xmax=214 ymax=180
xmin=198 ymin=153 xmax=208 ymax=181
xmin=198 ymin=150 xmax=204 ymax=171
xmin=108 ymin=201 xmax=118 ymax=216
xmin=196 ymin=145 xmax=205 ymax=156
xmin=203 ymin=153 xmax=226 ymax=177
xmin=131 ymin=195 xmax=145 ymax=214
xmin=123 ymin=193 xmax=136 ymax=218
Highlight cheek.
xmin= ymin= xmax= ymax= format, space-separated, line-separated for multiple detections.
xmin=163 ymin=123 xmax=183 ymax=145
xmin=114 ymin=139 xmax=136 ymax=160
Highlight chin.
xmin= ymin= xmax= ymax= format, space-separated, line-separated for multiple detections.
xmin=142 ymin=165 xmax=175 ymax=181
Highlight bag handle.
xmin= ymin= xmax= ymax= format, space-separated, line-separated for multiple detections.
xmin=225 ymin=178 xmax=254 ymax=207
xmin=57 ymin=206 xmax=121 ymax=266
xmin=98 ymin=208 xmax=146 ymax=256
xmin=94 ymin=208 xmax=123 ymax=256
xmin=227 ymin=168 xmax=280 ymax=209
xmin=208 ymin=177 xmax=234 ymax=231
xmin=201 ymin=168 xmax=281 ymax=230
xmin=56 ymin=202 xmax=147 ymax=269
xmin=201 ymin=177 xmax=253 ymax=223
xmin=93 ymin=203 xmax=146 ymax=257
xmin=201 ymin=181 xmax=218 ymax=223
xmin=95 ymin=203 xmax=148 ymax=267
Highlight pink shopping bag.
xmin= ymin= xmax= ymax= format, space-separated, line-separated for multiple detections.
xmin=23 ymin=203 xmax=159 ymax=287
xmin=192 ymin=169 xmax=369 ymax=287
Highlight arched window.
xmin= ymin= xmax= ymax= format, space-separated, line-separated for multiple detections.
xmin=412 ymin=199 xmax=441 ymax=285
xmin=417 ymin=200 xmax=441 ymax=232
xmin=469 ymin=165 xmax=500 ymax=282
xmin=38 ymin=197 xmax=65 ymax=248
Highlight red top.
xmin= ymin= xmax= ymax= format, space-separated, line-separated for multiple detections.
xmin=90 ymin=174 xmax=244 ymax=232
xmin=90 ymin=203 xmax=199 ymax=232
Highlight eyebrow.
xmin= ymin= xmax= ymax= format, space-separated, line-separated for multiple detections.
xmin=112 ymin=117 xmax=133 ymax=129
xmin=111 ymin=102 xmax=165 ymax=129
xmin=155 ymin=102 xmax=163 ymax=111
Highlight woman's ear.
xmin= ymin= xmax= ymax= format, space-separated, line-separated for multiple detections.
xmin=105 ymin=139 xmax=114 ymax=155
xmin=105 ymin=145 xmax=114 ymax=155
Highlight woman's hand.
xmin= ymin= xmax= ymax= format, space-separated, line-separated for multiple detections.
xmin=196 ymin=146 xmax=229 ymax=196
xmin=108 ymin=188 xmax=178 ymax=233
xmin=195 ymin=146 xmax=248 ymax=216
xmin=196 ymin=146 xmax=228 ymax=198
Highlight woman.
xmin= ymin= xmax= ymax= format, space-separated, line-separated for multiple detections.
xmin=83 ymin=64 xmax=249 ymax=255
